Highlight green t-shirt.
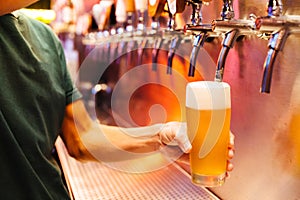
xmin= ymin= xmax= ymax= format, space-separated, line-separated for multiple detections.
xmin=0 ymin=12 xmax=82 ymax=199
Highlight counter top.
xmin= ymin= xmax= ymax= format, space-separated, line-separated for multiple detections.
xmin=55 ymin=137 xmax=219 ymax=200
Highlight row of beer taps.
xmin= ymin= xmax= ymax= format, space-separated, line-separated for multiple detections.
xmin=84 ymin=0 xmax=300 ymax=93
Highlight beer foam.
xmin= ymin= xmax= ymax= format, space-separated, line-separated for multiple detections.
xmin=186 ymin=81 xmax=231 ymax=110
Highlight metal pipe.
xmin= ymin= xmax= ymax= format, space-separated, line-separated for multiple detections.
xmin=260 ymin=28 xmax=289 ymax=93
xmin=152 ymin=37 xmax=164 ymax=71
xmin=214 ymin=29 xmax=239 ymax=82
xmin=255 ymin=16 xmax=300 ymax=35
xmin=167 ymin=35 xmax=182 ymax=74
xmin=188 ymin=32 xmax=207 ymax=77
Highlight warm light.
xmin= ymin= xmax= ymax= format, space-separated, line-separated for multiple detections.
xmin=92 ymin=83 xmax=110 ymax=94
xmin=19 ymin=8 xmax=56 ymax=24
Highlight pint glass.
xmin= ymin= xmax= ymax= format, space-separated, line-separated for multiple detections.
xmin=186 ymin=81 xmax=231 ymax=187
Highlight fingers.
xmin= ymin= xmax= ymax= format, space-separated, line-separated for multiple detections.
xmin=159 ymin=122 xmax=192 ymax=153
xmin=228 ymin=148 xmax=234 ymax=159
xmin=159 ymin=124 xmax=175 ymax=145
xmin=228 ymin=131 xmax=235 ymax=159
xmin=226 ymin=131 xmax=235 ymax=177
xmin=227 ymin=161 xmax=234 ymax=172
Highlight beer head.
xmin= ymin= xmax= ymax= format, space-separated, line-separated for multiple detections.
xmin=186 ymin=81 xmax=231 ymax=110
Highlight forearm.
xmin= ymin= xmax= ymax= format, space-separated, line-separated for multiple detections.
xmin=79 ymin=123 xmax=163 ymax=162
xmin=61 ymin=100 xmax=164 ymax=162
xmin=61 ymin=100 xmax=192 ymax=163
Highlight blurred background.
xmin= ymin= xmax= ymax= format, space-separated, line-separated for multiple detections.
xmin=23 ymin=0 xmax=300 ymax=199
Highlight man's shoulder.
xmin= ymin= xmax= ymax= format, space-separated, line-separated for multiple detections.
xmin=13 ymin=10 xmax=54 ymax=35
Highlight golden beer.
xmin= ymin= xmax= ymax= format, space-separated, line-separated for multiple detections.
xmin=186 ymin=81 xmax=231 ymax=187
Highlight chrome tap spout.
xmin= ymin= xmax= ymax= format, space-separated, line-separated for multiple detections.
xmin=188 ymin=32 xmax=207 ymax=77
xmin=214 ymin=29 xmax=239 ymax=82
xmin=212 ymin=19 xmax=255 ymax=82
xmin=254 ymin=1 xmax=300 ymax=93
xmin=185 ymin=23 xmax=216 ymax=77
xmin=260 ymin=28 xmax=289 ymax=93
xmin=167 ymin=34 xmax=182 ymax=74
xmin=152 ymin=36 xmax=164 ymax=71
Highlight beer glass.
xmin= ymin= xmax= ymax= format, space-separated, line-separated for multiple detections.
xmin=186 ymin=81 xmax=231 ymax=187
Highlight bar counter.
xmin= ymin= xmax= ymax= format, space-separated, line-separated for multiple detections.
xmin=55 ymin=137 xmax=219 ymax=200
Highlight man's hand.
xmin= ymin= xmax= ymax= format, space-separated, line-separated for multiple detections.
xmin=159 ymin=122 xmax=192 ymax=153
xmin=159 ymin=121 xmax=235 ymax=175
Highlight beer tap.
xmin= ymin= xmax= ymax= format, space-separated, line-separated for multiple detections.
xmin=167 ymin=34 xmax=183 ymax=74
xmin=254 ymin=1 xmax=300 ymax=93
xmin=166 ymin=0 xmax=186 ymax=74
xmin=212 ymin=0 xmax=255 ymax=82
xmin=188 ymin=31 xmax=206 ymax=76
xmin=134 ymin=0 xmax=149 ymax=65
xmin=115 ymin=0 xmax=127 ymax=65
xmin=185 ymin=0 xmax=217 ymax=77
xmin=124 ymin=0 xmax=136 ymax=34
xmin=92 ymin=0 xmax=114 ymax=63
xmin=260 ymin=28 xmax=289 ymax=93
xmin=123 ymin=0 xmax=137 ymax=67
xmin=149 ymin=0 xmax=167 ymax=71
xmin=115 ymin=0 xmax=127 ymax=35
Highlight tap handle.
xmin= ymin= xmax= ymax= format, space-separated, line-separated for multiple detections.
xmin=124 ymin=0 xmax=136 ymax=33
xmin=221 ymin=0 xmax=234 ymax=20
xmin=124 ymin=0 xmax=136 ymax=13
xmin=186 ymin=0 xmax=203 ymax=26
xmin=135 ymin=0 xmax=148 ymax=11
xmin=149 ymin=0 xmax=166 ymax=19
xmin=115 ymin=0 xmax=127 ymax=24
xmin=92 ymin=1 xmax=114 ymax=31
xmin=188 ymin=33 xmax=207 ymax=77
xmin=267 ymin=0 xmax=283 ymax=17
xmin=134 ymin=0 xmax=148 ymax=31
xmin=166 ymin=0 xmax=186 ymax=15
